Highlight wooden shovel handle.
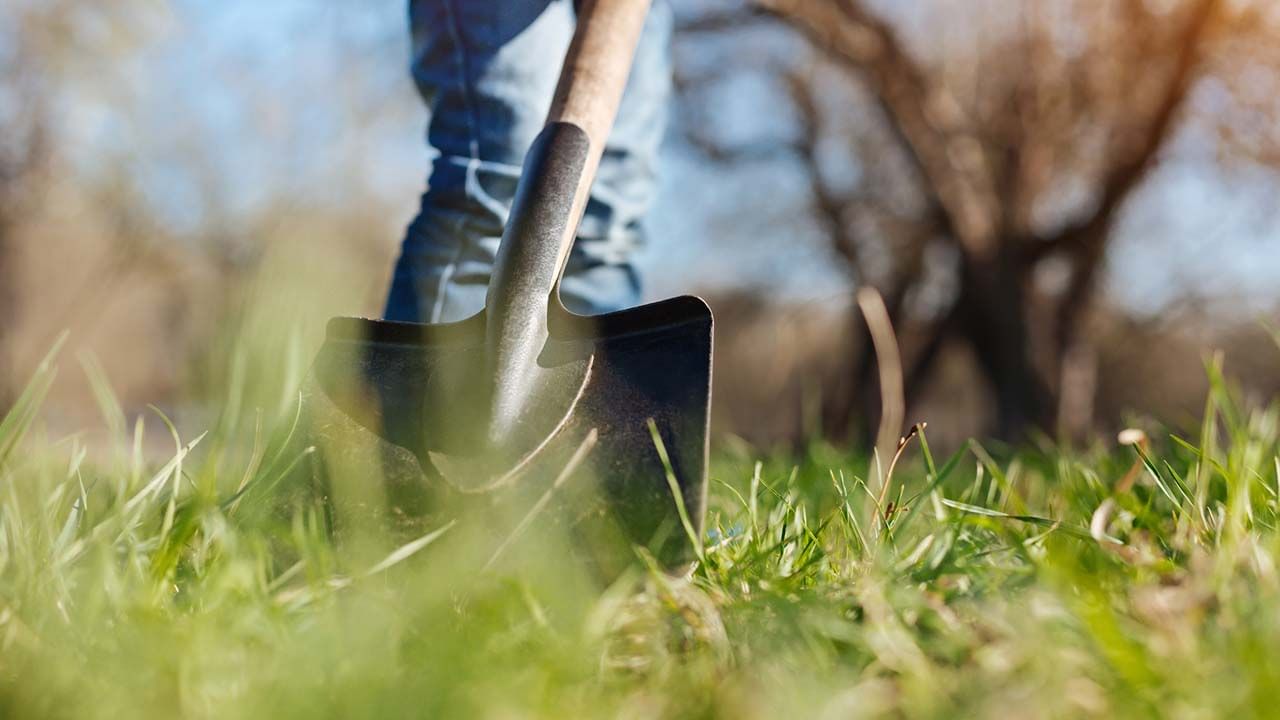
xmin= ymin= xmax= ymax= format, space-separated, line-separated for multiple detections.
xmin=545 ymin=0 xmax=653 ymax=269
xmin=549 ymin=0 xmax=653 ymax=144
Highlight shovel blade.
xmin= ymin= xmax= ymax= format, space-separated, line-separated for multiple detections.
xmin=306 ymin=295 xmax=712 ymax=567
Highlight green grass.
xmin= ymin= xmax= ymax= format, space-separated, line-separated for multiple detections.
xmin=3 ymin=339 xmax=1280 ymax=719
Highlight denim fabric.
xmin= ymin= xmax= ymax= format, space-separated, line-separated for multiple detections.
xmin=383 ymin=0 xmax=672 ymax=323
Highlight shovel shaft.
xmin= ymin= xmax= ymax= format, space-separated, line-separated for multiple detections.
xmin=487 ymin=0 xmax=654 ymax=314
xmin=546 ymin=0 xmax=654 ymax=271
xmin=483 ymin=0 xmax=654 ymax=449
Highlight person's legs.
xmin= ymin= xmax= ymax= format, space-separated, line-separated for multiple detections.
xmin=384 ymin=0 xmax=672 ymax=323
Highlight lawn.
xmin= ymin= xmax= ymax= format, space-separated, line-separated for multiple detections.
xmin=3 ymin=337 xmax=1280 ymax=719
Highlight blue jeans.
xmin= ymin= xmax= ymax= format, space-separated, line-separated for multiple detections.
xmin=383 ymin=0 xmax=672 ymax=323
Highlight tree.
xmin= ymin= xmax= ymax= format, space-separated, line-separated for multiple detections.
xmin=676 ymin=0 xmax=1269 ymax=441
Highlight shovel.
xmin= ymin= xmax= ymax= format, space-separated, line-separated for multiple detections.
xmin=305 ymin=0 xmax=712 ymax=568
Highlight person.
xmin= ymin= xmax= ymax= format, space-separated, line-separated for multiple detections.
xmin=383 ymin=0 xmax=672 ymax=324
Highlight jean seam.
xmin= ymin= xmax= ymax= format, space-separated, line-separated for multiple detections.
xmin=430 ymin=0 xmax=481 ymax=323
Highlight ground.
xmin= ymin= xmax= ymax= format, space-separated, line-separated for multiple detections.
xmin=2 ymin=339 xmax=1280 ymax=719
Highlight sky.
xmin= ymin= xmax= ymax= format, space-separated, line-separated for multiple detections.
xmin=53 ymin=0 xmax=1280 ymax=318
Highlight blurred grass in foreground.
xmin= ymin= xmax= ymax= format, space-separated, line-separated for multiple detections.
xmin=2 ymin=330 xmax=1280 ymax=719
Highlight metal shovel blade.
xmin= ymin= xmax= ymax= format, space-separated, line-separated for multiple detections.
xmin=305 ymin=295 xmax=712 ymax=567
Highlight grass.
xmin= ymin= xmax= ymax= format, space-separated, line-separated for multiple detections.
xmin=3 ymin=336 xmax=1280 ymax=719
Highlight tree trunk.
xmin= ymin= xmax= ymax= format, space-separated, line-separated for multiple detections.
xmin=954 ymin=249 xmax=1054 ymax=440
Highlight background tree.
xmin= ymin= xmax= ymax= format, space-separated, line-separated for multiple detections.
xmin=676 ymin=0 xmax=1276 ymax=442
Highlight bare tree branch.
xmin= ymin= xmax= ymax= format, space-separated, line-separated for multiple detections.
xmin=1043 ymin=0 xmax=1222 ymax=369
xmin=760 ymin=0 xmax=1000 ymax=259
xmin=1026 ymin=0 xmax=1223 ymax=266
